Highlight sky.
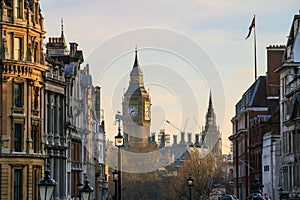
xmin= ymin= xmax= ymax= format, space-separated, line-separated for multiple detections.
xmin=41 ymin=0 xmax=299 ymax=154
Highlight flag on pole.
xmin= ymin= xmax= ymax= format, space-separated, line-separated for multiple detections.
xmin=245 ymin=16 xmax=255 ymax=39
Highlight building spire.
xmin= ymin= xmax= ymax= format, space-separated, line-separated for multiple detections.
xmin=60 ymin=18 xmax=69 ymax=53
xmin=206 ymin=90 xmax=216 ymax=126
xmin=209 ymin=90 xmax=213 ymax=110
xmin=61 ymin=18 xmax=64 ymax=40
xmin=133 ymin=45 xmax=139 ymax=67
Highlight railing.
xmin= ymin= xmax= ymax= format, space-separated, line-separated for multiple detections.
xmin=46 ymin=72 xmax=65 ymax=81
xmin=71 ymin=161 xmax=83 ymax=171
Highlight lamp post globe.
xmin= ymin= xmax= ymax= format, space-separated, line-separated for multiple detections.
xmin=112 ymin=170 xmax=119 ymax=182
xmin=115 ymin=130 xmax=124 ymax=147
xmin=81 ymin=178 xmax=94 ymax=200
xmin=115 ymin=126 xmax=123 ymax=200
xmin=37 ymin=170 xmax=57 ymax=200
xmin=187 ymin=174 xmax=194 ymax=187
xmin=187 ymin=173 xmax=194 ymax=200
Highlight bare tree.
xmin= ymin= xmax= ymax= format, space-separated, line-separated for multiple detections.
xmin=169 ymin=149 xmax=227 ymax=200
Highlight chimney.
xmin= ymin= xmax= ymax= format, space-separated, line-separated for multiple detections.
xmin=173 ymin=135 xmax=177 ymax=145
xmin=195 ymin=133 xmax=200 ymax=147
xmin=187 ymin=133 xmax=192 ymax=145
xmin=151 ymin=133 xmax=155 ymax=143
xmin=266 ymin=45 xmax=285 ymax=112
xmin=70 ymin=42 xmax=78 ymax=57
xmin=159 ymin=129 xmax=166 ymax=148
xmin=46 ymin=37 xmax=65 ymax=55
xmin=180 ymin=132 xmax=185 ymax=144
xmin=85 ymin=64 xmax=90 ymax=75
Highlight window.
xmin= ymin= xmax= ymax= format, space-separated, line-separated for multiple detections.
xmin=14 ymin=124 xmax=22 ymax=152
xmin=14 ymin=37 xmax=21 ymax=60
xmin=14 ymin=83 xmax=23 ymax=108
xmin=15 ymin=0 xmax=21 ymax=18
xmin=264 ymin=165 xmax=270 ymax=172
xmin=34 ymin=87 xmax=39 ymax=110
xmin=32 ymin=125 xmax=39 ymax=153
xmin=32 ymin=166 xmax=42 ymax=200
xmin=14 ymin=169 xmax=22 ymax=200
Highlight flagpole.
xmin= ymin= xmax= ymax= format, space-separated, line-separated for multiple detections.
xmin=254 ymin=15 xmax=257 ymax=80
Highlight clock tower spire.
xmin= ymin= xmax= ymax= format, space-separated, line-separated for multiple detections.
xmin=201 ymin=91 xmax=222 ymax=156
xmin=122 ymin=48 xmax=151 ymax=148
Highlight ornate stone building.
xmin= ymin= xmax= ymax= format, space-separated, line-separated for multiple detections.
xmin=45 ymin=26 xmax=69 ymax=199
xmin=0 ymin=0 xmax=47 ymax=199
xmin=46 ymin=26 xmax=107 ymax=199
xmin=276 ymin=13 xmax=300 ymax=198
xmin=122 ymin=49 xmax=151 ymax=147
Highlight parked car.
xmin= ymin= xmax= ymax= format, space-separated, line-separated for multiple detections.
xmin=250 ymin=193 xmax=270 ymax=200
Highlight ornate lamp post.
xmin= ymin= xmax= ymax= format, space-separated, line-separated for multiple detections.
xmin=81 ymin=176 xmax=94 ymax=200
xmin=278 ymin=187 xmax=284 ymax=200
xmin=187 ymin=173 xmax=194 ymax=200
xmin=115 ymin=125 xmax=124 ymax=200
xmin=37 ymin=169 xmax=57 ymax=200
xmin=112 ymin=170 xmax=119 ymax=200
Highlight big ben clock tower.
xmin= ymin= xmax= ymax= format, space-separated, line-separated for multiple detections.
xmin=122 ymin=48 xmax=151 ymax=147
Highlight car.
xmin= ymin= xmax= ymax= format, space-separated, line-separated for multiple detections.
xmin=250 ymin=193 xmax=270 ymax=200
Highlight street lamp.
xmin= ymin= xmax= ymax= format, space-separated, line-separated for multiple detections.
xmin=99 ymin=179 xmax=108 ymax=200
xmin=115 ymin=125 xmax=124 ymax=200
xmin=112 ymin=170 xmax=119 ymax=200
xmin=37 ymin=169 xmax=57 ymax=200
xmin=115 ymin=129 xmax=124 ymax=147
xmin=81 ymin=176 xmax=94 ymax=200
xmin=278 ymin=187 xmax=284 ymax=200
xmin=187 ymin=173 xmax=194 ymax=200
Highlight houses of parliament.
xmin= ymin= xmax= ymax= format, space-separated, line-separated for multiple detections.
xmin=121 ymin=48 xmax=222 ymax=157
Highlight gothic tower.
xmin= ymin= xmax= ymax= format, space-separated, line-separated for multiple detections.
xmin=201 ymin=91 xmax=222 ymax=156
xmin=122 ymin=48 xmax=151 ymax=147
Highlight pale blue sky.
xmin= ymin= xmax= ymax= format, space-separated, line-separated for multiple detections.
xmin=41 ymin=0 xmax=299 ymax=153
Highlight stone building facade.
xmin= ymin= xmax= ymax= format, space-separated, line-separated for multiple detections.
xmin=46 ymin=34 xmax=107 ymax=199
xmin=276 ymin=13 xmax=300 ymax=198
xmin=0 ymin=0 xmax=47 ymax=199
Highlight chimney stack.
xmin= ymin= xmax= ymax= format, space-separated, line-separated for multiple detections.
xmin=70 ymin=42 xmax=78 ymax=57
xmin=195 ymin=133 xmax=200 ymax=147
xmin=180 ymin=132 xmax=185 ymax=144
xmin=173 ymin=135 xmax=177 ymax=145
xmin=187 ymin=133 xmax=192 ymax=145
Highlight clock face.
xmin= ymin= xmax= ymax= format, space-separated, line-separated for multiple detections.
xmin=128 ymin=105 xmax=138 ymax=117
